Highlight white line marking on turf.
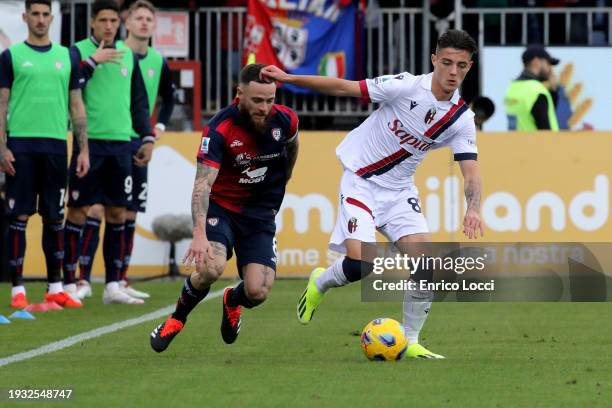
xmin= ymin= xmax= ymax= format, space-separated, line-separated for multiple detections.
xmin=0 ymin=288 xmax=226 ymax=368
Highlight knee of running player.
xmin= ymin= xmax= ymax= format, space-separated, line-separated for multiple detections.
xmin=244 ymin=278 xmax=270 ymax=305
xmin=192 ymin=259 xmax=225 ymax=289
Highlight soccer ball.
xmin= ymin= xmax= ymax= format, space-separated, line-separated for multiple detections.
xmin=361 ymin=318 xmax=408 ymax=361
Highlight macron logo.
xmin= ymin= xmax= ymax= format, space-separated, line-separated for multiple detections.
xmin=230 ymin=140 xmax=243 ymax=148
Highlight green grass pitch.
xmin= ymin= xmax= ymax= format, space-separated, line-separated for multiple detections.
xmin=1 ymin=280 xmax=611 ymax=407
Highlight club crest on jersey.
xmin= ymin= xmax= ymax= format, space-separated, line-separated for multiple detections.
xmin=425 ymin=106 xmax=436 ymax=124
xmin=121 ymin=67 xmax=128 ymax=77
xmin=348 ymin=217 xmax=358 ymax=233
xmin=71 ymin=190 xmax=80 ymax=201
xmin=55 ymin=61 xmax=63 ymax=70
xmin=207 ymin=217 xmax=218 ymax=227
xmin=271 ymin=128 xmax=282 ymax=141
xmin=148 ymin=68 xmax=155 ymax=78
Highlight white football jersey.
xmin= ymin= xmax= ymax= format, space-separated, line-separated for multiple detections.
xmin=336 ymin=72 xmax=477 ymax=190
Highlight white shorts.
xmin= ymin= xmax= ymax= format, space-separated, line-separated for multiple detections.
xmin=329 ymin=170 xmax=429 ymax=253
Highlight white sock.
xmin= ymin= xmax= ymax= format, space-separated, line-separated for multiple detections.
xmin=11 ymin=285 xmax=26 ymax=297
xmin=315 ymin=258 xmax=349 ymax=293
xmin=106 ymin=281 xmax=119 ymax=292
xmin=48 ymin=282 xmax=64 ymax=294
xmin=402 ymin=288 xmax=433 ymax=345
xmin=119 ymin=280 xmax=127 ymax=287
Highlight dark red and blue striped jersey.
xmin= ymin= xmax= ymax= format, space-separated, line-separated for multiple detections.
xmin=197 ymin=102 xmax=299 ymax=220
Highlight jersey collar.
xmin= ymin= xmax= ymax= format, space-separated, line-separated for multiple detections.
xmin=421 ymin=72 xmax=461 ymax=105
xmin=90 ymin=36 xmax=117 ymax=49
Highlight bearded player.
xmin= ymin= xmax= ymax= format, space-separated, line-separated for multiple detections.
xmin=150 ymin=64 xmax=299 ymax=352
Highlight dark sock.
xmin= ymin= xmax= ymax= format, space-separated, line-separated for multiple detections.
xmin=171 ymin=278 xmax=210 ymax=323
xmin=8 ymin=220 xmax=27 ymax=287
xmin=78 ymin=217 xmax=101 ymax=282
xmin=42 ymin=222 xmax=64 ymax=284
xmin=226 ymin=281 xmax=258 ymax=309
xmin=103 ymin=222 xmax=125 ymax=284
xmin=120 ymin=219 xmax=136 ymax=281
xmin=63 ymin=220 xmax=83 ymax=285
xmin=342 ymin=257 xmax=374 ymax=282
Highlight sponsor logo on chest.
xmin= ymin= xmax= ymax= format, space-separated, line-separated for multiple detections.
xmin=386 ymin=119 xmax=435 ymax=152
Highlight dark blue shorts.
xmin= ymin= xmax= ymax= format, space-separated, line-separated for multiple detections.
xmin=4 ymin=153 xmax=67 ymax=220
xmin=128 ymin=139 xmax=148 ymax=213
xmin=206 ymin=201 xmax=278 ymax=275
xmin=68 ymin=151 xmax=132 ymax=208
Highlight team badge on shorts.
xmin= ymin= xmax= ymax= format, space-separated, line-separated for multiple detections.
xmin=348 ymin=217 xmax=358 ymax=233
xmin=8 ymin=198 xmax=14 ymax=209
xmin=272 ymin=128 xmax=282 ymax=141
xmin=71 ymin=190 xmax=80 ymax=201
xmin=207 ymin=217 xmax=219 ymax=226
xmin=425 ymin=106 xmax=436 ymax=124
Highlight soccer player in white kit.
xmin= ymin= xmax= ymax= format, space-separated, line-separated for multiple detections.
xmin=262 ymin=29 xmax=483 ymax=359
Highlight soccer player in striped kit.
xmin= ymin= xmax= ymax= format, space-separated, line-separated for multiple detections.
xmin=262 ymin=29 xmax=484 ymax=359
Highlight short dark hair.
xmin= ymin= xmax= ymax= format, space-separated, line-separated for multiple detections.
xmin=436 ymin=29 xmax=478 ymax=56
xmin=239 ymin=64 xmax=273 ymax=86
xmin=92 ymin=0 xmax=119 ymax=18
xmin=128 ymin=0 xmax=156 ymax=16
xmin=25 ymin=0 xmax=51 ymax=10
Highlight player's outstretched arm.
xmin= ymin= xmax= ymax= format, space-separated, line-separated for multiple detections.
xmin=261 ymin=65 xmax=361 ymax=97
xmin=69 ymin=89 xmax=90 ymax=178
xmin=0 ymin=88 xmax=15 ymax=176
xmin=459 ymin=160 xmax=484 ymax=239
xmin=184 ymin=162 xmax=219 ymax=268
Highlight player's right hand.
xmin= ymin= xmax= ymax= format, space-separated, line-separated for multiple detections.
xmin=183 ymin=235 xmax=215 ymax=269
xmin=0 ymin=148 xmax=16 ymax=176
xmin=260 ymin=65 xmax=290 ymax=83
xmin=92 ymin=40 xmax=125 ymax=65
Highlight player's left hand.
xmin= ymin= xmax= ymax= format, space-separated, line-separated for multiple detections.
xmin=76 ymin=150 xmax=90 ymax=178
xmin=463 ymin=208 xmax=484 ymax=239
xmin=134 ymin=142 xmax=153 ymax=167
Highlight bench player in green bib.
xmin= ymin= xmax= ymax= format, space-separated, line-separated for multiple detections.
xmin=0 ymin=0 xmax=90 ymax=309
xmin=73 ymin=0 xmax=175 ymax=301
xmin=62 ymin=0 xmax=155 ymax=305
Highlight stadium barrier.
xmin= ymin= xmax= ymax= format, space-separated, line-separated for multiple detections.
xmin=18 ymin=131 xmax=612 ymax=279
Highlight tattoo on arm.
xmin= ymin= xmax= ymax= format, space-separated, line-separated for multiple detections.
xmin=191 ymin=163 xmax=219 ymax=227
xmin=0 ymin=88 xmax=10 ymax=151
xmin=69 ymin=89 xmax=88 ymax=151
xmin=285 ymin=136 xmax=299 ymax=181
xmin=464 ymin=178 xmax=481 ymax=211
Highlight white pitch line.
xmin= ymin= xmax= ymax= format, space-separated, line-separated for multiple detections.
xmin=0 ymin=288 xmax=226 ymax=368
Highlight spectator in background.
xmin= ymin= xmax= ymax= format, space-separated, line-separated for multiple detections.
xmin=470 ymin=96 xmax=495 ymax=130
xmin=504 ymin=45 xmax=559 ymax=131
